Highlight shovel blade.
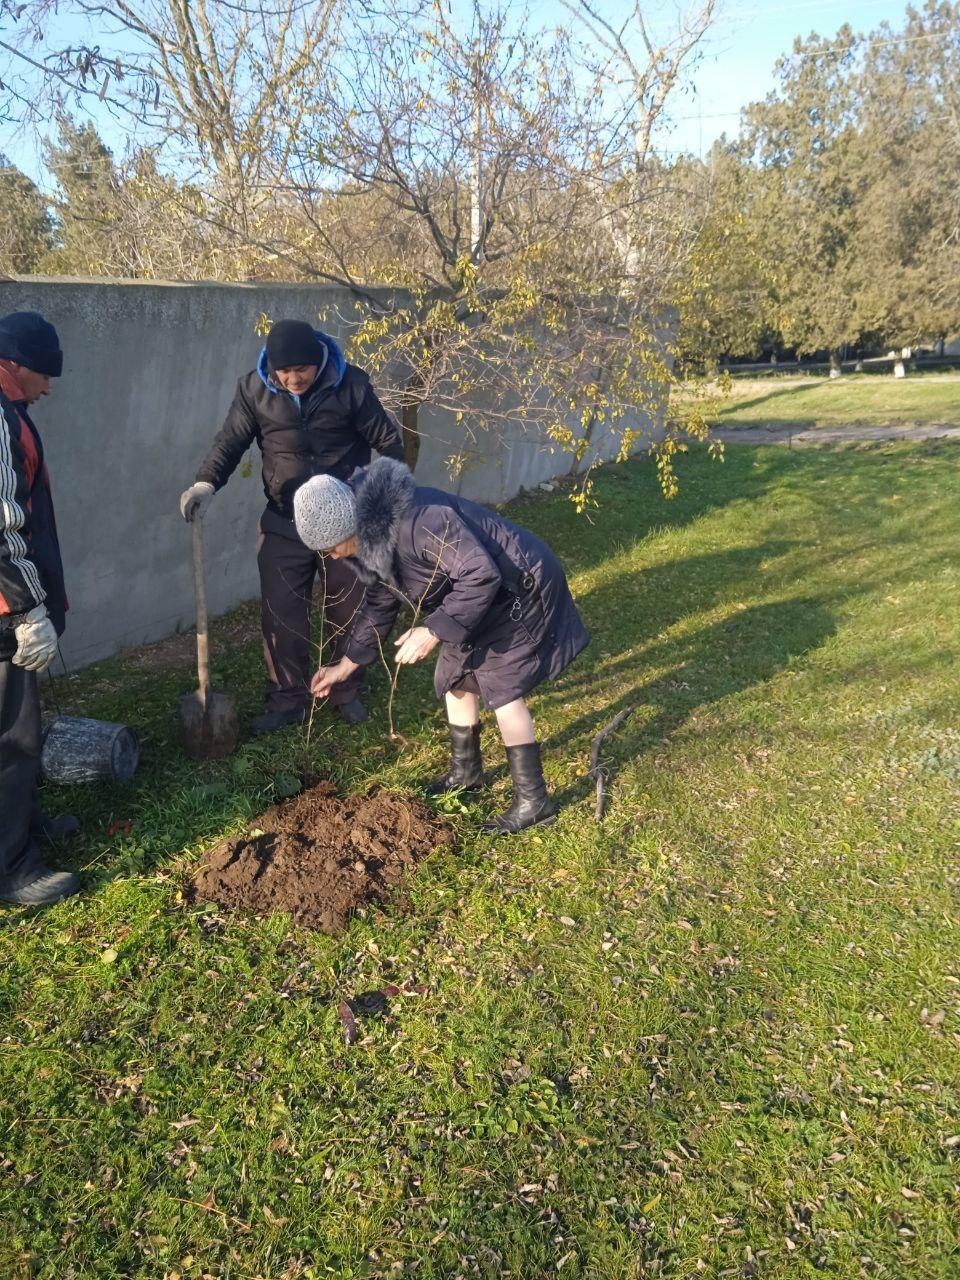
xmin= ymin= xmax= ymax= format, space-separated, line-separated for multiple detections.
xmin=179 ymin=689 xmax=239 ymax=760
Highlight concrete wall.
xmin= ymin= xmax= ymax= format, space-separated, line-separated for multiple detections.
xmin=0 ymin=277 xmax=659 ymax=669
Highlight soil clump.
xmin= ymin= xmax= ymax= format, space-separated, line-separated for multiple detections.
xmin=190 ymin=782 xmax=454 ymax=933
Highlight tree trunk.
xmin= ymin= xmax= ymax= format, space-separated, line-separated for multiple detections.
xmin=854 ymin=359 xmax=864 ymax=373
xmin=893 ymin=359 xmax=906 ymax=378
xmin=401 ymin=401 xmax=420 ymax=471
xmin=828 ymin=350 xmax=842 ymax=379
xmin=570 ymin=407 xmax=599 ymax=477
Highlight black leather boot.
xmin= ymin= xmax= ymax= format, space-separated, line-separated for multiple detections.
xmin=250 ymin=706 xmax=308 ymax=736
xmin=1 ymin=866 xmax=81 ymax=906
xmin=425 ymin=724 xmax=485 ymax=795
xmin=336 ymin=698 xmax=369 ymax=725
xmin=31 ymin=811 xmax=81 ymax=843
xmin=481 ymin=742 xmax=557 ymax=835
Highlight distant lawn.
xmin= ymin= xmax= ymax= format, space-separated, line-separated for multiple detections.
xmin=2 ymin=444 xmax=960 ymax=1278
xmin=706 ymin=372 xmax=960 ymax=429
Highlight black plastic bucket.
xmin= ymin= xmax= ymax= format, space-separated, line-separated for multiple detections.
xmin=41 ymin=716 xmax=141 ymax=784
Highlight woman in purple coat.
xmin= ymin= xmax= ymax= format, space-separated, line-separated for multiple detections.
xmin=293 ymin=458 xmax=589 ymax=834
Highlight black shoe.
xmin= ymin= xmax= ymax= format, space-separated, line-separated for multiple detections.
xmin=1 ymin=868 xmax=81 ymax=906
xmin=481 ymin=742 xmax=557 ymax=835
xmin=425 ymin=723 xmax=485 ymax=795
xmin=250 ymin=707 xmax=308 ymax=736
xmin=336 ymin=698 xmax=369 ymax=725
xmin=33 ymin=813 xmax=81 ymax=843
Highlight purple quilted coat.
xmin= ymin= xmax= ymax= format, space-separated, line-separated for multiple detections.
xmin=340 ymin=459 xmax=589 ymax=709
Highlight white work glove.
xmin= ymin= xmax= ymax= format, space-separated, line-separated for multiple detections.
xmin=179 ymin=481 xmax=215 ymax=523
xmin=13 ymin=604 xmax=58 ymax=672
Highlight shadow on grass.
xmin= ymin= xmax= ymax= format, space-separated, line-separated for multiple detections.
xmin=506 ymin=446 xmax=777 ymax=575
xmin=540 ymin=595 xmax=837 ymax=812
xmin=717 ymin=380 xmax=837 ymax=427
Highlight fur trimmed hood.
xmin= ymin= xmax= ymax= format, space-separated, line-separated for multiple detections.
xmin=339 ymin=465 xmax=590 ymax=707
xmin=350 ymin=457 xmax=416 ymax=585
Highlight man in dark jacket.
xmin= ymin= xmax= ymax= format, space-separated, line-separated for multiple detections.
xmin=0 ymin=311 xmax=81 ymax=907
xmin=180 ymin=319 xmax=405 ymax=734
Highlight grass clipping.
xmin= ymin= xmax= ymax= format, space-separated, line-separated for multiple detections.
xmin=190 ymin=782 xmax=454 ymax=933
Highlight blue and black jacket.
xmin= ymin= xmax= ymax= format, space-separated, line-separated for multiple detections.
xmin=196 ymin=330 xmax=405 ymax=521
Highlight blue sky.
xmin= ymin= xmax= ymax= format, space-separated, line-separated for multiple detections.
xmin=1 ymin=0 xmax=915 ymax=183
xmin=659 ymin=0 xmax=914 ymax=156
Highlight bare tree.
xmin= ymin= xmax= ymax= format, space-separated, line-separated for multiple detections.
xmin=2 ymin=0 xmax=339 ymax=240
xmin=1 ymin=0 xmax=720 ymax=495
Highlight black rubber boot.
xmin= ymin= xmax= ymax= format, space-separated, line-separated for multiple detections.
xmin=481 ymin=742 xmax=557 ymax=835
xmin=425 ymin=724 xmax=485 ymax=795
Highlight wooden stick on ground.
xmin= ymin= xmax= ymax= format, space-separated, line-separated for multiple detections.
xmin=589 ymin=705 xmax=638 ymax=821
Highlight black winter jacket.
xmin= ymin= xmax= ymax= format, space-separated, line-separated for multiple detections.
xmin=196 ymin=332 xmax=405 ymax=518
xmin=0 ymin=371 xmax=67 ymax=661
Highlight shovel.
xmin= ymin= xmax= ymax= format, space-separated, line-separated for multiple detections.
xmin=179 ymin=515 xmax=239 ymax=760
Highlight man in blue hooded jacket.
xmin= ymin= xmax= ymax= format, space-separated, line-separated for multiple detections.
xmin=180 ymin=319 xmax=405 ymax=734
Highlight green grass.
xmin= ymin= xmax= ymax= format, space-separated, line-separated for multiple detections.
xmin=3 ymin=442 xmax=960 ymax=1279
xmin=711 ymin=373 xmax=960 ymax=429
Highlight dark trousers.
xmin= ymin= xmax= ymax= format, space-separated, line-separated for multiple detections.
xmin=0 ymin=660 xmax=45 ymax=891
xmin=258 ymin=526 xmax=366 ymax=712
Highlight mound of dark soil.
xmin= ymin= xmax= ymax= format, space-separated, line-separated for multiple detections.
xmin=190 ymin=782 xmax=454 ymax=933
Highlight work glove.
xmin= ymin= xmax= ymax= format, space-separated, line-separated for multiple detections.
xmin=179 ymin=481 xmax=215 ymax=523
xmin=12 ymin=604 xmax=58 ymax=672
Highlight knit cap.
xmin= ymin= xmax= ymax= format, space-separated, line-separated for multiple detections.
xmin=0 ymin=311 xmax=63 ymax=377
xmin=294 ymin=474 xmax=358 ymax=551
xmin=266 ymin=319 xmax=328 ymax=373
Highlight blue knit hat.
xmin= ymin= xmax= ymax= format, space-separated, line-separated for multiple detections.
xmin=0 ymin=311 xmax=64 ymax=377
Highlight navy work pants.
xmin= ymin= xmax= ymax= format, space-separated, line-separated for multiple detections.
xmin=258 ymin=522 xmax=366 ymax=713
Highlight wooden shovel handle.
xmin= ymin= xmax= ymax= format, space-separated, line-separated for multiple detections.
xmin=191 ymin=515 xmax=211 ymax=703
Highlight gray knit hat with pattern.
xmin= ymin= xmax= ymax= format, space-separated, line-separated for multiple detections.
xmin=293 ymin=474 xmax=357 ymax=551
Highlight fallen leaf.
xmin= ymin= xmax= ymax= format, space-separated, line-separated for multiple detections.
xmin=338 ymin=1000 xmax=358 ymax=1046
xmin=101 ymin=948 xmax=118 ymax=965
xmin=900 ymin=1187 xmax=921 ymax=1200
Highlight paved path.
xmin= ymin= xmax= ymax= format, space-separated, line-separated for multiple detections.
xmin=713 ymin=423 xmax=960 ymax=447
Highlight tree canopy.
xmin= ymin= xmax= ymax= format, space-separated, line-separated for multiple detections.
xmin=676 ymin=0 xmax=960 ymax=370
